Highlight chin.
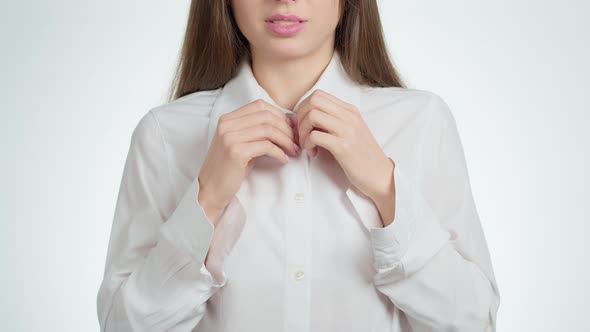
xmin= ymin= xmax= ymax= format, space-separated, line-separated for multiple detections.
xmin=264 ymin=43 xmax=309 ymax=58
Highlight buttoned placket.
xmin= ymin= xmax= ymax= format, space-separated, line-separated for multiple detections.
xmin=281 ymin=109 xmax=312 ymax=332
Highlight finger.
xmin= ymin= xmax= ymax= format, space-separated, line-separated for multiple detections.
xmin=240 ymin=140 xmax=289 ymax=164
xmin=226 ymin=123 xmax=300 ymax=157
xmin=225 ymin=99 xmax=292 ymax=126
xmin=302 ymin=130 xmax=340 ymax=158
xmin=314 ymin=89 xmax=357 ymax=113
xmin=295 ymin=90 xmax=352 ymax=127
xmin=221 ymin=108 xmax=295 ymax=142
xmin=311 ymin=146 xmax=319 ymax=157
xmin=298 ymin=109 xmax=344 ymax=153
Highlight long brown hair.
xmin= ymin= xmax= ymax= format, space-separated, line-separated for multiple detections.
xmin=168 ymin=0 xmax=406 ymax=102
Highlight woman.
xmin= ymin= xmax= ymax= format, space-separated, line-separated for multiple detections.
xmin=97 ymin=0 xmax=500 ymax=331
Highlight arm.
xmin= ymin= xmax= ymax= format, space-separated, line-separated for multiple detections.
xmin=369 ymin=160 xmax=499 ymax=331
xmin=96 ymin=110 xmax=243 ymax=332
xmin=350 ymin=95 xmax=500 ymax=331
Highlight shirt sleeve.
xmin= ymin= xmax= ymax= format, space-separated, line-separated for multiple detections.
xmin=352 ymin=94 xmax=500 ymax=331
xmin=96 ymin=110 xmax=241 ymax=332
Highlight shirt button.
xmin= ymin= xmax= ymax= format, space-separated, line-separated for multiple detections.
xmin=293 ymin=269 xmax=305 ymax=281
xmin=294 ymin=192 xmax=305 ymax=202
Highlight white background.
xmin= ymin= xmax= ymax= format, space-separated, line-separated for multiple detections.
xmin=2 ymin=0 xmax=589 ymax=331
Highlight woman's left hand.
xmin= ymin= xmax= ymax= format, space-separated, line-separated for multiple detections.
xmin=294 ymin=89 xmax=396 ymax=206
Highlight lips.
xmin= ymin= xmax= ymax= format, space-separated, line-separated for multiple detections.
xmin=265 ymin=13 xmax=306 ymax=23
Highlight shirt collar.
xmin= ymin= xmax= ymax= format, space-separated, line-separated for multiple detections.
xmin=206 ymin=50 xmax=362 ymax=150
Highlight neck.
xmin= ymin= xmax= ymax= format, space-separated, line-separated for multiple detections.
xmin=250 ymin=43 xmax=335 ymax=111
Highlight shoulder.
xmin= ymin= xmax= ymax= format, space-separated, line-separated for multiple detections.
xmin=132 ymin=88 xmax=222 ymax=140
xmin=129 ymin=88 xmax=222 ymax=158
xmin=149 ymin=88 xmax=223 ymax=124
xmin=362 ymin=86 xmax=452 ymax=118
xmin=360 ymin=86 xmax=456 ymax=134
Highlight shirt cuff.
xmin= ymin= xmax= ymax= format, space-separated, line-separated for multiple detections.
xmin=159 ymin=175 xmax=219 ymax=283
xmin=368 ymin=159 xmax=414 ymax=270
xmin=203 ymin=192 xmax=247 ymax=287
xmin=160 ymin=174 xmax=248 ymax=288
xmin=347 ymin=158 xmax=450 ymax=273
xmin=380 ymin=159 xmax=450 ymax=274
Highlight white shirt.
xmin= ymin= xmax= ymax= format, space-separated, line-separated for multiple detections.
xmin=97 ymin=50 xmax=500 ymax=332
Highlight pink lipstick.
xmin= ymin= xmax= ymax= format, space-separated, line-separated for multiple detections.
xmin=265 ymin=13 xmax=307 ymax=37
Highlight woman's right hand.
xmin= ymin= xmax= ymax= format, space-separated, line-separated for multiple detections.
xmin=197 ymin=99 xmax=300 ymax=225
